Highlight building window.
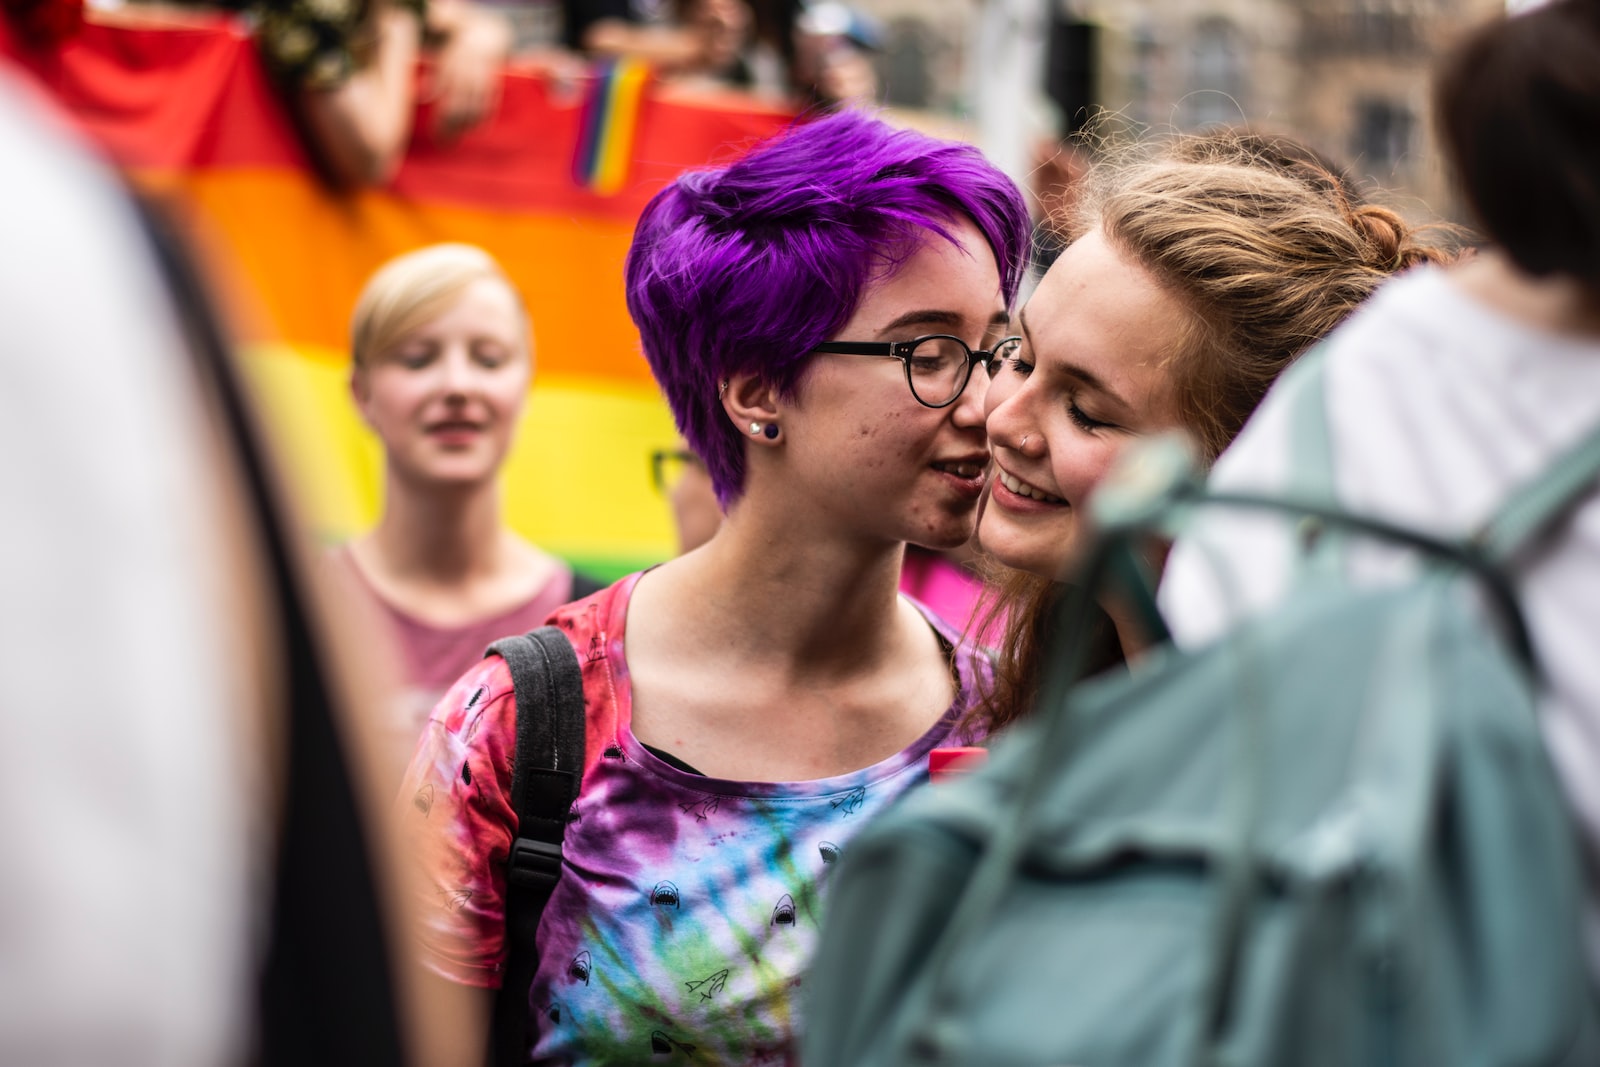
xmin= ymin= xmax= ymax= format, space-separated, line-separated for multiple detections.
xmin=1350 ymin=98 xmax=1414 ymax=174
xmin=1184 ymin=17 xmax=1246 ymax=129
xmin=1302 ymin=1 xmax=1422 ymax=58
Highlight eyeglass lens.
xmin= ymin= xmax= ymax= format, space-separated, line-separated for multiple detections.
xmin=907 ymin=336 xmax=1021 ymax=406
xmin=651 ymin=449 xmax=700 ymax=493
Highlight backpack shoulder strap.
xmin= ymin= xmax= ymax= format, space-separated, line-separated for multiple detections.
xmin=483 ymin=625 xmax=587 ymax=1067
xmin=1476 ymin=420 xmax=1600 ymax=565
xmin=1284 ymin=341 xmax=1338 ymax=502
xmin=1280 ymin=343 xmax=1353 ymax=582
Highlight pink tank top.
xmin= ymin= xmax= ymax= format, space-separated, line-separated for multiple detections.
xmin=334 ymin=545 xmax=576 ymax=771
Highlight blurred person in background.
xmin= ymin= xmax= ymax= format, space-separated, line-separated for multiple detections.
xmin=964 ymin=129 xmax=1452 ymax=737
xmin=28 ymin=0 xmax=516 ymax=186
xmin=0 ymin=68 xmax=464 ymax=1066
xmin=560 ymin=0 xmax=755 ymax=78
xmin=561 ymin=0 xmax=877 ymax=106
xmin=1161 ymin=0 xmax=1600 ymax=978
xmin=398 ymin=110 xmax=1030 ymax=1065
xmin=788 ymin=0 xmax=877 ymax=109
xmin=336 ymin=243 xmax=601 ymax=777
xmin=652 ymin=443 xmax=721 ymax=554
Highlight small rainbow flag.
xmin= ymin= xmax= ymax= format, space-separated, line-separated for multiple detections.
xmin=572 ymin=57 xmax=653 ymax=197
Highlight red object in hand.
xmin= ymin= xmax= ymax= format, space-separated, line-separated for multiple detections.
xmin=928 ymin=746 xmax=987 ymax=783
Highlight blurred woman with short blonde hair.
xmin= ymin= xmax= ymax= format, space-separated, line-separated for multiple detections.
xmin=339 ymin=243 xmax=597 ymax=772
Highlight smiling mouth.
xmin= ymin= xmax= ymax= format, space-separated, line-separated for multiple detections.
xmin=998 ymin=469 xmax=1066 ymax=504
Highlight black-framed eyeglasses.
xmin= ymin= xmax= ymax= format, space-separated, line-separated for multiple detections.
xmin=651 ymin=448 xmax=704 ymax=493
xmin=812 ymin=334 xmax=1023 ymax=408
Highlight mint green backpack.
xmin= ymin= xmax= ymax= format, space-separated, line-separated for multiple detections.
xmin=804 ymin=355 xmax=1600 ymax=1067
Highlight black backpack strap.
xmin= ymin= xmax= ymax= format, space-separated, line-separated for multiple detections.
xmin=483 ymin=625 xmax=587 ymax=1067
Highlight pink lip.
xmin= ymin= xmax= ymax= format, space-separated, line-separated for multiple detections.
xmin=425 ymin=421 xmax=484 ymax=445
xmin=990 ymin=471 xmax=1068 ymax=514
xmin=932 ymin=456 xmax=989 ymax=502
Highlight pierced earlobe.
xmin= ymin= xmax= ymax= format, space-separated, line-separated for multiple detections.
xmin=763 ymin=423 xmax=779 ymax=440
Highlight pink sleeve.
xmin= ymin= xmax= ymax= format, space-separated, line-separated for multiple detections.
xmin=397 ymin=656 xmax=520 ymax=988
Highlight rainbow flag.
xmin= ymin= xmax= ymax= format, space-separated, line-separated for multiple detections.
xmin=572 ymin=57 xmax=653 ymax=197
xmin=1 ymin=18 xmax=793 ymax=578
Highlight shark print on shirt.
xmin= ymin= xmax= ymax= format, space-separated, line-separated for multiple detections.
xmin=399 ymin=574 xmax=990 ymax=1065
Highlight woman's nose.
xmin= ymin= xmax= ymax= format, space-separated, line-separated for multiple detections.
xmin=950 ymin=364 xmax=989 ymax=426
xmin=985 ymin=385 xmax=1037 ymax=454
xmin=438 ymin=348 xmax=475 ymax=395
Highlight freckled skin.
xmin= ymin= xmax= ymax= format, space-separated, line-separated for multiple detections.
xmin=775 ymin=218 xmax=1003 ymax=551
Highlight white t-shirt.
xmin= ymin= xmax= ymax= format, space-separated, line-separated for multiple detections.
xmin=1160 ymin=264 xmax=1600 ymax=972
xmin=0 ymin=77 xmax=254 ymax=1064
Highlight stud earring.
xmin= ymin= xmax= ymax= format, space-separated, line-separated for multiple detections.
xmin=719 ymin=380 xmax=729 ymax=398
xmin=763 ymin=423 xmax=779 ymax=440
xmin=750 ymin=422 xmax=763 ymax=436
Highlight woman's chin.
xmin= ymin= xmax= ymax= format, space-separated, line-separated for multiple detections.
xmin=978 ymin=523 xmax=1070 ymax=582
xmin=908 ymin=520 xmax=978 ymax=553
xmin=396 ymin=463 xmax=499 ymax=493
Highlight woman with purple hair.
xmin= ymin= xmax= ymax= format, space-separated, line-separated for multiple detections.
xmin=397 ymin=109 xmax=1031 ymax=1065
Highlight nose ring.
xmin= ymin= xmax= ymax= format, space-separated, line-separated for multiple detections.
xmin=1020 ymin=433 xmax=1031 ymax=448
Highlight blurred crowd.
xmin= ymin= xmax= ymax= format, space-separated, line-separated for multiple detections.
xmin=6 ymin=0 xmax=882 ymax=185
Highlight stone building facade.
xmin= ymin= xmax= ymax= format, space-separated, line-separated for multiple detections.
xmin=859 ymin=0 xmax=1506 ymax=221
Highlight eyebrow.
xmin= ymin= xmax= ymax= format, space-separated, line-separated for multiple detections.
xmin=881 ymin=307 xmax=1011 ymax=335
xmin=1016 ymin=306 xmax=1135 ymax=413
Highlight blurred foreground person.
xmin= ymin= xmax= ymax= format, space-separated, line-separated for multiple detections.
xmin=0 ymin=68 xmax=259 ymax=1067
xmin=399 ymin=109 xmax=1029 ymax=1066
xmin=338 ymin=244 xmax=599 ymax=776
xmin=0 ymin=70 xmax=457 ymax=1065
xmin=1161 ymin=0 xmax=1600 ymax=976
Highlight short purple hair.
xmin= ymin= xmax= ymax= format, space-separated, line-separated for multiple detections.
xmin=625 ymin=110 xmax=1031 ymax=508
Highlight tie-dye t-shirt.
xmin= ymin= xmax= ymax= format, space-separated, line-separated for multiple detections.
xmin=400 ymin=571 xmax=988 ymax=1066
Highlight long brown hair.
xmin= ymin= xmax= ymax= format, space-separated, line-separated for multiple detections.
xmin=968 ymin=131 xmax=1456 ymax=736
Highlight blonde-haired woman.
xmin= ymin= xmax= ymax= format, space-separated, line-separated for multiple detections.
xmin=338 ymin=243 xmax=597 ymax=771
xmin=967 ymin=133 xmax=1453 ymax=734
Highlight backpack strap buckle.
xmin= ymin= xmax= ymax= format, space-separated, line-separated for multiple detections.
xmin=507 ymin=837 xmax=563 ymax=891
